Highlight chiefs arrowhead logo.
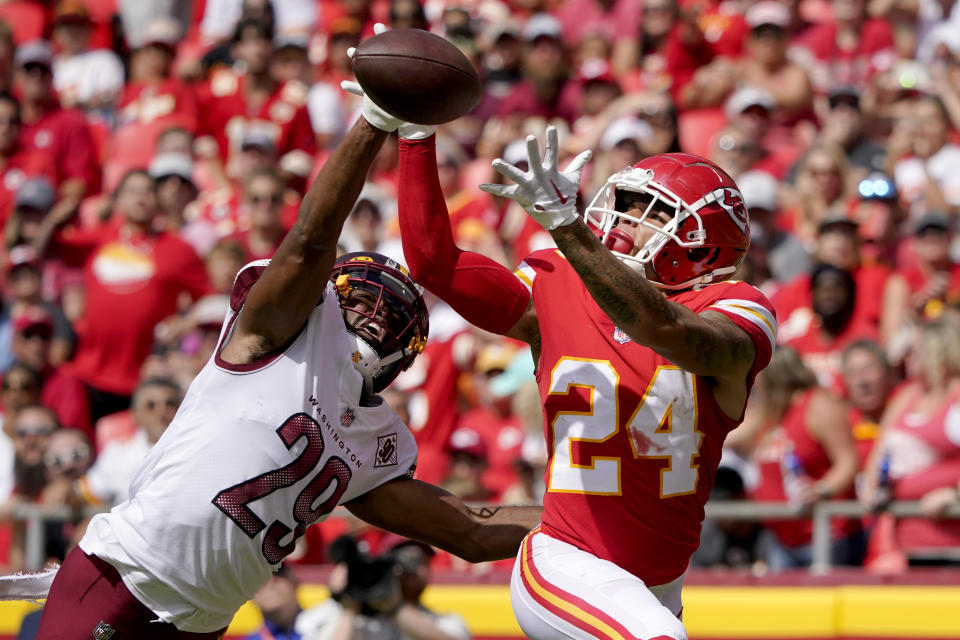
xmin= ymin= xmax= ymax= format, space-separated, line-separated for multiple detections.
xmin=716 ymin=187 xmax=748 ymax=233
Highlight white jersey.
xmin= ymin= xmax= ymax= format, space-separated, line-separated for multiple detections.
xmin=80 ymin=261 xmax=418 ymax=633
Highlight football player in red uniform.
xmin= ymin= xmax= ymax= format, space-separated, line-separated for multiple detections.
xmin=345 ymin=75 xmax=776 ymax=635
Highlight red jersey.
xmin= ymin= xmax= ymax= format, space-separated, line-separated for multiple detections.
xmin=782 ymin=312 xmax=879 ymax=391
xmin=516 ymin=250 xmax=776 ymax=585
xmin=457 ymin=406 xmax=526 ymax=496
xmin=885 ymin=384 xmax=960 ymax=551
xmin=21 ymin=106 xmax=98 ymax=192
xmin=117 ymin=79 xmax=199 ymax=133
xmin=183 ymin=185 xmax=300 ymax=243
xmin=751 ymin=390 xmax=860 ymax=547
xmin=793 ymin=18 xmax=896 ymax=93
xmin=774 ymin=264 xmax=890 ymax=336
xmin=196 ymin=70 xmax=315 ymax=177
xmin=54 ymin=224 xmax=211 ymax=394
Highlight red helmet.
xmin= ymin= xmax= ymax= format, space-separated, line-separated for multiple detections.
xmin=331 ymin=252 xmax=429 ymax=393
xmin=584 ymin=153 xmax=750 ymax=290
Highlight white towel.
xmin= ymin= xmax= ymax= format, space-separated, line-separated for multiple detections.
xmin=0 ymin=565 xmax=59 ymax=602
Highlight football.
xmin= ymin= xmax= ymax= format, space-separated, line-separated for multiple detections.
xmin=352 ymin=29 xmax=482 ymax=125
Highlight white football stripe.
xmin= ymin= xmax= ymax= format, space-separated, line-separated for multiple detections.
xmin=513 ymin=261 xmax=536 ymax=293
xmin=708 ymin=300 xmax=777 ymax=351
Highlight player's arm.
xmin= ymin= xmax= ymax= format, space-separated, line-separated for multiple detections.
xmin=221 ymin=118 xmax=388 ymax=363
xmin=479 ymin=128 xmax=755 ymax=384
xmin=397 ymin=135 xmax=538 ymax=344
xmin=551 ymin=219 xmax=756 ymax=382
xmin=803 ymin=389 xmax=858 ymax=501
xmin=345 ymin=477 xmax=541 ymax=562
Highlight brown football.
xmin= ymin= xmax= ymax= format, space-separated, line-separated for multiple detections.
xmin=352 ymin=29 xmax=481 ymax=125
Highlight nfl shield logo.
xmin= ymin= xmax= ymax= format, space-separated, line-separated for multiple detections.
xmin=375 ymin=433 xmax=398 ymax=467
xmin=613 ymin=326 xmax=632 ymax=344
xmin=340 ymin=408 xmax=355 ymax=428
xmin=93 ymin=622 xmax=116 ymax=640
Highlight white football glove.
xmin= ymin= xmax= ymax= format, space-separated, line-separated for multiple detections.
xmin=341 ymin=23 xmax=436 ymax=139
xmin=479 ymin=126 xmax=591 ymax=231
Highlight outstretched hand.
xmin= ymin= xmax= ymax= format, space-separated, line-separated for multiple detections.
xmin=340 ymin=24 xmax=436 ymax=139
xmin=480 ymin=126 xmax=591 ymax=231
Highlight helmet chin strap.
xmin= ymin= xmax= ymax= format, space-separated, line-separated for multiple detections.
xmin=349 ymin=333 xmax=407 ymax=394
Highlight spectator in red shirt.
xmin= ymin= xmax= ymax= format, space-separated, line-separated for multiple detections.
xmin=556 ymin=0 xmax=641 ymax=75
xmin=33 ymin=170 xmax=210 ymax=421
xmin=636 ymin=0 xmax=714 ymax=103
xmin=724 ymin=86 xmax=799 ymax=179
xmin=0 ymin=94 xmax=51 ymax=228
xmin=113 ymin=18 xmax=200 ymax=179
xmin=840 ymin=339 xmax=895 ymax=468
xmin=496 ymin=14 xmax=580 ymax=127
xmin=782 ymin=263 xmax=879 ymax=390
xmin=5 ymin=241 xmax=77 ymax=368
xmin=441 ymin=426 xmax=495 ymax=503
xmin=232 ymin=168 xmax=288 ymax=260
xmin=13 ymin=40 xmax=97 ymax=201
xmin=184 ymin=130 xmax=299 ymax=254
xmin=882 ymin=212 xmax=960 ymax=359
xmin=737 ymin=2 xmax=815 ymax=127
xmin=737 ymin=346 xmax=861 ymax=570
xmin=861 ymin=318 xmax=960 ymax=562
xmin=148 ymin=152 xmax=200 ymax=235
xmin=775 ymin=214 xmax=894 ymax=364
xmin=196 ymin=18 xmax=315 ymax=189
xmin=8 ymin=307 xmax=90 ymax=441
xmin=791 ymin=0 xmax=896 ymax=94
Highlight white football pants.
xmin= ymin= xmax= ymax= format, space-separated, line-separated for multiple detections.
xmin=510 ymin=528 xmax=688 ymax=640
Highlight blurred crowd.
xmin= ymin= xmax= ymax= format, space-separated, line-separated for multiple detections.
xmin=0 ymin=0 xmax=959 ymax=585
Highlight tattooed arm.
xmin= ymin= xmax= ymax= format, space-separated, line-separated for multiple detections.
xmin=550 ymin=221 xmax=755 ymax=416
xmin=346 ymin=478 xmax=542 ymax=562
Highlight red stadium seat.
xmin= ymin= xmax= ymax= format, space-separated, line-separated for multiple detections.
xmin=102 ymin=121 xmax=164 ymax=193
xmin=677 ymin=107 xmax=728 ymax=158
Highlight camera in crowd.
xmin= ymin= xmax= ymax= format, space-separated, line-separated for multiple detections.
xmin=327 ymin=535 xmax=402 ymax=613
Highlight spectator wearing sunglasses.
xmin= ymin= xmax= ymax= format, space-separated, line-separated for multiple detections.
xmin=0 ymin=380 xmax=44 ymax=506
xmin=37 ymin=428 xmax=92 ymax=564
xmin=233 ymin=168 xmax=289 ymax=260
xmin=0 ymin=405 xmax=59 ymax=569
xmin=76 ymin=378 xmax=181 ymax=508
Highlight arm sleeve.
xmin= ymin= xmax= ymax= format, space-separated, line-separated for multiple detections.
xmin=50 ymin=228 xmax=104 ymax=267
xmin=60 ymin=114 xmax=98 ymax=189
xmin=703 ymin=283 xmax=778 ymax=376
xmin=398 ymin=137 xmax=531 ymax=336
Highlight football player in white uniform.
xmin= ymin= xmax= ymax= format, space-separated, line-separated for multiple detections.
xmin=36 ymin=113 xmax=542 ymax=638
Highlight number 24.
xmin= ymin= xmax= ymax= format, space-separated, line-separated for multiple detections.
xmin=547 ymin=358 xmax=703 ymax=498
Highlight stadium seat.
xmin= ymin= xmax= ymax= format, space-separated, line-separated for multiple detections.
xmin=102 ymin=121 xmax=164 ymax=193
xmin=678 ymin=107 xmax=728 ymax=158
